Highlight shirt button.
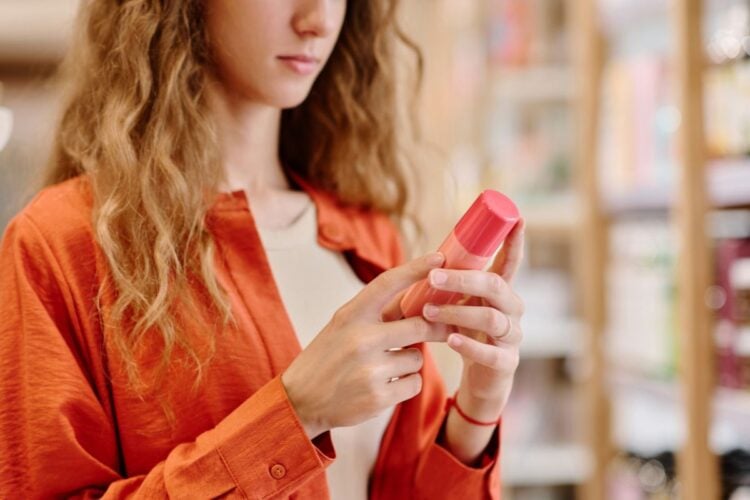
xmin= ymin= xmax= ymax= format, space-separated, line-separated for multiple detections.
xmin=270 ymin=463 xmax=286 ymax=479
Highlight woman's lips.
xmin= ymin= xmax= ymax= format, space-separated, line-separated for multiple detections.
xmin=277 ymin=55 xmax=320 ymax=76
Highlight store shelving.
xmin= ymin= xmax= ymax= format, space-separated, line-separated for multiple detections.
xmin=522 ymin=198 xmax=581 ymax=238
xmin=580 ymin=0 xmax=750 ymax=497
xmin=521 ymin=318 xmax=584 ymax=359
xmin=602 ymin=161 xmax=750 ymax=215
xmin=709 ymin=159 xmax=750 ymax=208
xmin=503 ymin=443 xmax=592 ymax=487
xmin=490 ymin=65 xmax=575 ymax=103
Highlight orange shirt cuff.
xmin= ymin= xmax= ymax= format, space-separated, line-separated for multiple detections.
xmin=208 ymin=374 xmax=337 ymax=498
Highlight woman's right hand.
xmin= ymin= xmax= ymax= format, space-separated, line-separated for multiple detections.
xmin=280 ymin=252 xmax=450 ymax=440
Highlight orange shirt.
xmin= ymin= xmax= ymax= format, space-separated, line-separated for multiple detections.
xmin=0 ymin=172 xmax=501 ymax=499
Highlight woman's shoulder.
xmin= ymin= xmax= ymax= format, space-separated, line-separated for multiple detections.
xmin=2 ymin=175 xmax=97 ymax=272
xmin=20 ymin=175 xmax=94 ymax=228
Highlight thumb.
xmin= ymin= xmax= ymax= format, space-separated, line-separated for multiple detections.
xmin=351 ymin=252 xmax=445 ymax=320
xmin=380 ymin=289 xmax=408 ymax=322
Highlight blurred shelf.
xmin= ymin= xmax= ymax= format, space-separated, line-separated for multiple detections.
xmin=522 ymin=198 xmax=581 ymax=238
xmin=603 ymin=185 xmax=674 ymax=215
xmin=502 ymin=443 xmax=592 ymax=486
xmin=0 ymin=0 xmax=79 ymax=65
xmin=708 ymin=158 xmax=750 ymax=208
xmin=520 ymin=318 xmax=584 ymax=359
xmin=603 ymin=159 xmax=750 ymax=215
xmin=715 ymin=387 xmax=750 ymax=420
xmin=609 ymin=369 xmax=685 ymax=455
xmin=610 ymin=368 xmax=750 ymax=454
xmin=490 ymin=66 xmax=575 ymax=104
xmin=597 ymin=0 xmax=734 ymax=34
xmin=598 ymin=0 xmax=669 ymax=28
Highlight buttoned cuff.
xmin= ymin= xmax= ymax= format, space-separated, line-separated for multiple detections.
xmin=209 ymin=373 xmax=336 ymax=498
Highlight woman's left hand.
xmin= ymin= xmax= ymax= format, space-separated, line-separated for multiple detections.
xmin=423 ymin=218 xmax=526 ymax=412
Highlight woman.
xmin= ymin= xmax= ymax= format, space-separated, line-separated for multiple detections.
xmin=0 ymin=0 xmax=526 ymax=498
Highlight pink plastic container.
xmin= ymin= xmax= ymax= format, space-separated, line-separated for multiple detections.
xmin=399 ymin=190 xmax=520 ymax=318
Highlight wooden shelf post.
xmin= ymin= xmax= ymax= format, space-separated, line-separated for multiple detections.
xmin=672 ymin=0 xmax=720 ymax=498
xmin=572 ymin=0 xmax=611 ymax=498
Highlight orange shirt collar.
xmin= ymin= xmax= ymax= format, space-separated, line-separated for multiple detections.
xmin=208 ymin=169 xmax=356 ymax=252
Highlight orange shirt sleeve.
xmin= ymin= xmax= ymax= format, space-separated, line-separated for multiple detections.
xmin=0 ymin=212 xmax=336 ymax=499
xmin=412 ymin=348 xmax=502 ymax=499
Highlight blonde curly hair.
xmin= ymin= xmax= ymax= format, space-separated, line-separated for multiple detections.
xmin=43 ymin=0 xmax=424 ymax=393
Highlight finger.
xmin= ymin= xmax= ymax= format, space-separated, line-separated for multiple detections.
xmin=422 ymin=303 xmax=513 ymax=342
xmin=352 ymin=252 xmax=445 ymax=319
xmin=380 ymin=289 xmax=408 ymax=322
xmin=447 ymin=333 xmax=519 ymax=374
xmin=377 ymin=316 xmax=450 ymax=349
xmin=386 ymin=371 xmax=423 ymax=404
xmin=426 ymin=268 xmax=523 ymax=315
xmin=491 ymin=218 xmax=525 ymax=284
xmin=382 ymin=347 xmax=424 ymax=381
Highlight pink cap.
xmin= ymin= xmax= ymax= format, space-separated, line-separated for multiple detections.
xmin=454 ymin=190 xmax=520 ymax=257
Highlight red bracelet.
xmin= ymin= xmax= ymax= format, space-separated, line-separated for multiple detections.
xmin=444 ymin=391 xmax=502 ymax=427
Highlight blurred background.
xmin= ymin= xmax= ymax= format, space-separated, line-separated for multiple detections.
xmin=2 ymin=0 xmax=750 ymax=499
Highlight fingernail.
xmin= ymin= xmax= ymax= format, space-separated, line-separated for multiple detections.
xmin=449 ymin=334 xmax=462 ymax=347
xmin=423 ymin=303 xmax=439 ymax=318
xmin=430 ymin=270 xmax=447 ymax=286
xmin=427 ymin=252 xmax=444 ymax=266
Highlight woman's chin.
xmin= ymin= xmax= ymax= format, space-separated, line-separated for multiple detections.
xmin=271 ymin=87 xmax=316 ymax=110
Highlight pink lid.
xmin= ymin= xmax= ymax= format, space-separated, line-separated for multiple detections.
xmin=454 ymin=190 xmax=520 ymax=257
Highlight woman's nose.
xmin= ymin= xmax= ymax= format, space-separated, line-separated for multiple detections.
xmin=292 ymin=0 xmax=341 ymax=38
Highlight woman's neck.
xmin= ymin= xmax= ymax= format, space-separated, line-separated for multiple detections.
xmin=206 ymin=79 xmax=312 ymax=230
xmin=207 ymin=79 xmax=290 ymax=195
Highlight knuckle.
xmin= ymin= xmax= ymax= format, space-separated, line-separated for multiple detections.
xmin=487 ymin=309 xmax=503 ymax=333
xmin=351 ymin=333 xmax=373 ymax=358
xmin=413 ymin=317 xmax=430 ymax=337
xmin=455 ymin=272 xmax=466 ymax=290
xmin=331 ymin=304 xmax=350 ymax=327
xmin=490 ymin=273 xmax=504 ymax=293
xmin=362 ymin=339 xmax=377 ymax=358
xmin=364 ymin=365 xmax=382 ymax=391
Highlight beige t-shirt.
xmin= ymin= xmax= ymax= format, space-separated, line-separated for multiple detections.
xmin=255 ymin=194 xmax=395 ymax=500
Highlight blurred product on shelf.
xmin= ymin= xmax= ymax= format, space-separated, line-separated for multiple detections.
xmin=608 ymin=449 xmax=750 ymax=499
xmin=598 ymin=56 xmax=678 ymax=200
xmin=483 ymin=0 xmax=573 ymax=212
xmin=502 ymin=360 xmax=579 ymax=447
xmin=485 ymin=103 xmax=573 ymax=205
xmin=515 ymin=269 xmax=573 ymax=320
xmin=705 ymin=0 xmax=750 ymax=66
xmin=606 ymin=218 xmax=678 ymax=379
xmin=487 ymin=0 xmax=568 ymax=66
xmin=608 ymin=452 xmax=678 ymax=499
xmin=715 ymin=229 xmax=750 ymax=390
xmin=706 ymin=60 xmax=750 ymax=158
